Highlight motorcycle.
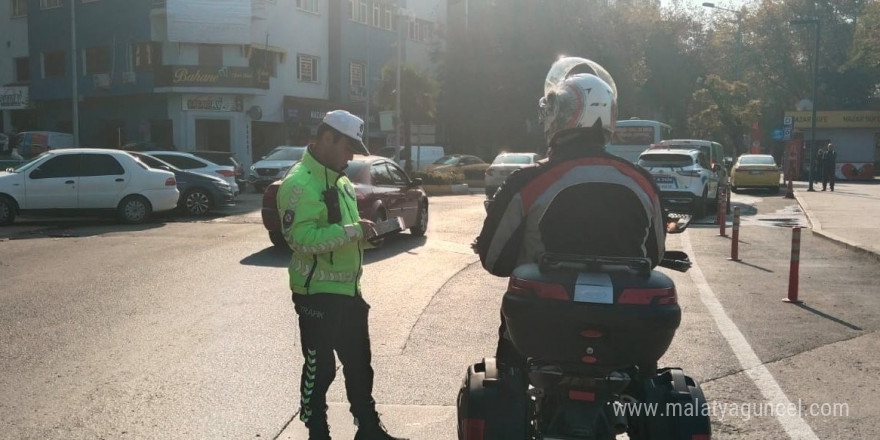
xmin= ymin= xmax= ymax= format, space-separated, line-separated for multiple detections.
xmin=458 ymin=215 xmax=711 ymax=440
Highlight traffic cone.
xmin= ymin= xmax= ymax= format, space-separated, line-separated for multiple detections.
xmin=784 ymin=179 xmax=794 ymax=199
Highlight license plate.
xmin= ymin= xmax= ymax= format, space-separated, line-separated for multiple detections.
xmin=748 ymin=170 xmax=763 ymax=175
xmin=654 ymin=176 xmax=675 ymax=185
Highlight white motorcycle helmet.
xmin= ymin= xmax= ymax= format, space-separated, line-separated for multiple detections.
xmin=538 ymin=57 xmax=618 ymax=145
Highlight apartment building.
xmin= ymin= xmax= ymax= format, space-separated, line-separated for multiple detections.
xmin=1 ymin=0 xmax=33 ymax=136
xmin=4 ymin=0 xmax=444 ymax=167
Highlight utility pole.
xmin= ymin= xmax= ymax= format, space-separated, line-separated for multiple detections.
xmin=71 ymin=0 xmax=79 ymax=146
xmin=791 ymin=18 xmax=821 ymax=191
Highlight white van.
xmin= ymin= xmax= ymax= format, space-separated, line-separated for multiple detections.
xmin=377 ymin=145 xmax=445 ymax=171
xmin=12 ymin=131 xmax=74 ymax=159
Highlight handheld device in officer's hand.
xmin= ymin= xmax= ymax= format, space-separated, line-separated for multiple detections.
xmin=369 ymin=217 xmax=405 ymax=242
xmin=323 ymin=188 xmax=342 ymax=224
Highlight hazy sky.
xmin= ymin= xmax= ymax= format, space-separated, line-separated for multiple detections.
xmin=661 ymin=0 xmax=748 ymax=13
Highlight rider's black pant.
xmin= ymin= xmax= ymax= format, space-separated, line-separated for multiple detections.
xmin=293 ymin=292 xmax=376 ymax=426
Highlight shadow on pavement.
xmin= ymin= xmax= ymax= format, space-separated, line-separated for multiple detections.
xmin=3 ymin=217 xmax=167 ymax=240
xmin=240 ymin=246 xmax=291 ymax=268
xmin=795 ymin=302 xmax=863 ymax=331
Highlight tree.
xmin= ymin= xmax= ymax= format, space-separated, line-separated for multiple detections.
xmin=375 ymin=63 xmax=439 ymax=171
xmin=688 ymin=75 xmax=761 ymax=156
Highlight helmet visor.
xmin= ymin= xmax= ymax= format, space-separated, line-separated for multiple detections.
xmin=544 ymin=57 xmax=617 ymax=100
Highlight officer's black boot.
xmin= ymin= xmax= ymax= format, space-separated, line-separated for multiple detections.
xmin=353 ymin=412 xmax=408 ymax=440
xmin=305 ymin=418 xmax=331 ymax=440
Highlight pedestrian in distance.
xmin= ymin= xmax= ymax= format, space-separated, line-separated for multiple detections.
xmin=276 ymin=110 xmax=408 ymax=440
xmin=814 ymin=144 xmax=825 ymax=186
xmin=823 ymin=142 xmax=838 ymax=191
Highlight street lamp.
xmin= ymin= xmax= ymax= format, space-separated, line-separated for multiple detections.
xmin=702 ymin=2 xmax=743 ymax=79
xmin=790 ymin=18 xmax=820 ymax=191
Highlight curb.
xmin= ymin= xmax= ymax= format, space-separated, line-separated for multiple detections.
xmin=793 ymin=189 xmax=880 ymax=263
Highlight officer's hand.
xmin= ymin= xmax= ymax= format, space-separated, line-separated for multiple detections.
xmin=358 ymin=219 xmax=378 ymax=241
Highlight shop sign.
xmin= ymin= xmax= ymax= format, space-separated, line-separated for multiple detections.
xmin=156 ymin=66 xmax=269 ymax=89
xmin=183 ymin=95 xmax=243 ymax=112
xmin=786 ymin=111 xmax=880 ymax=129
xmin=0 ymin=86 xmax=29 ymax=110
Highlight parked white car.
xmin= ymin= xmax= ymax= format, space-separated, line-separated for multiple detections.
xmin=637 ymin=148 xmax=722 ymax=218
xmin=144 ymin=151 xmax=240 ymax=196
xmin=0 ymin=148 xmax=179 ymax=225
xmin=484 ymin=152 xmax=541 ymax=197
xmin=248 ymin=145 xmax=307 ymax=192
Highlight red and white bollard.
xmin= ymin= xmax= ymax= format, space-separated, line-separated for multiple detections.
xmin=784 ymin=227 xmax=803 ymax=304
xmin=728 ymin=206 xmax=740 ymax=261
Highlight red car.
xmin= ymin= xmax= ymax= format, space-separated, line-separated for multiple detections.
xmin=262 ymin=155 xmax=429 ymax=248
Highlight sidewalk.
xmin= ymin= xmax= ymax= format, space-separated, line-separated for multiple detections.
xmin=791 ymin=177 xmax=880 ymax=260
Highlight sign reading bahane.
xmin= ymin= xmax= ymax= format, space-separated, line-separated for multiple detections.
xmin=166 ymin=0 xmax=251 ymax=44
xmin=786 ymin=111 xmax=880 ymax=129
xmin=0 ymin=86 xmax=29 ymax=110
xmin=155 ymin=66 xmax=269 ymax=89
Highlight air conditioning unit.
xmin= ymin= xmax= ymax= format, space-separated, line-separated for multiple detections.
xmin=93 ymin=73 xmax=111 ymax=89
xmin=122 ymin=71 xmax=136 ymax=84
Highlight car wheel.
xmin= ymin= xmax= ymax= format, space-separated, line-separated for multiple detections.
xmin=410 ymin=202 xmax=428 ymax=237
xmin=0 ymin=195 xmax=16 ymax=226
xmin=117 ymin=195 xmax=152 ymax=224
xmin=182 ymin=188 xmax=212 ymax=216
xmin=692 ymin=188 xmax=708 ymax=219
xmin=371 ymin=209 xmax=388 ymax=247
xmin=269 ymin=230 xmax=288 ymax=248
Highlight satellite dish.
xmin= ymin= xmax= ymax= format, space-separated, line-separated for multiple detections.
xmin=796 ymin=99 xmax=813 ymax=111
xmin=247 ymin=105 xmax=263 ymax=121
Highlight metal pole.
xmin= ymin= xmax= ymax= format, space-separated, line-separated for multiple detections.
xmin=728 ymin=206 xmax=741 ymax=261
xmin=71 ymin=0 xmax=79 ymax=146
xmin=807 ymin=20 xmax=820 ymax=192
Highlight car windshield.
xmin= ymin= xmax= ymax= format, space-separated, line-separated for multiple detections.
xmin=739 ymin=156 xmax=776 ymax=166
xmin=265 ymin=147 xmax=305 ymax=161
xmin=638 ymin=154 xmax=694 ymax=168
xmin=493 ymin=154 xmax=534 ymax=165
xmin=432 ymin=156 xmax=459 ymax=165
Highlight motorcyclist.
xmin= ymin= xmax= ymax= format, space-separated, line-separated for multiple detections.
xmin=474 ymin=56 xmax=668 ymax=369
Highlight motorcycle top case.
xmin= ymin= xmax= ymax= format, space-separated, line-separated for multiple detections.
xmin=502 ymin=261 xmax=681 ymax=372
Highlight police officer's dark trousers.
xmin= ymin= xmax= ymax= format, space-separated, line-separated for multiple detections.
xmin=293 ymin=292 xmax=376 ymax=428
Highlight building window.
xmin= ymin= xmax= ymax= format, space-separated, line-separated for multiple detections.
xmin=383 ymin=4 xmax=392 ymax=30
xmin=296 ymin=0 xmax=317 ymax=13
xmin=347 ymin=0 xmax=354 ymax=20
xmin=372 ymin=3 xmax=380 ymax=27
xmin=40 ymin=0 xmax=62 ymax=9
xmin=297 ymin=55 xmax=318 ymax=82
xmin=359 ymin=0 xmax=367 ymax=23
xmin=85 ymin=46 xmax=111 ymax=74
xmin=12 ymin=0 xmax=27 ymax=17
xmin=133 ymin=42 xmax=161 ymax=71
xmin=198 ymin=44 xmax=223 ymax=66
xmin=409 ymin=18 xmax=433 ymax=43
xmin=42 ymin=51 xmax=65 ymax=78
xmin=14 ymin=57 xmax=29 ymax=82
xmin=350 ymin=62 xmax=365 ymax=100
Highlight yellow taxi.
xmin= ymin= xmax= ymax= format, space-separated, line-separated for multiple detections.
xmin=730 ymin=154 xmax=782 ymax=193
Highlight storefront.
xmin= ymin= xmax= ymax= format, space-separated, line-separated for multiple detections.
xmin=784 ymin=110 xmax=880 ymax=180
xmin=1 ymin=86 xmax=38 ymax=150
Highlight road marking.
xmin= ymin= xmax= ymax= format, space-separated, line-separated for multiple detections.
xmin=681 ymin=232 xmax=820 ymax=440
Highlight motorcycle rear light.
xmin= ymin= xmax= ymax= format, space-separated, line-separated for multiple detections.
xmin=580 ymin=329 xmax=603 ymax=338
xmin=581 ymin=355 xmax=598 ymax=364
xmin=568 ymin=390 xmax=596 ymax=402
xmin=165 ymin=177 xmax=176 ymax=186
xmin=463 ymin=418 xmax=485 ymax=440
xmin=618 ymin=287 xmax=677 ymax=305
xmin=508 ymin=277 xmax=569 ymax=300
xmin=216 ymin=169 xmax=235 ymax=177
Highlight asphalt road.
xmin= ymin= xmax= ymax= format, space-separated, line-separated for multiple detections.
xmin=1 ymin=190 xmax=878 ymax=439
